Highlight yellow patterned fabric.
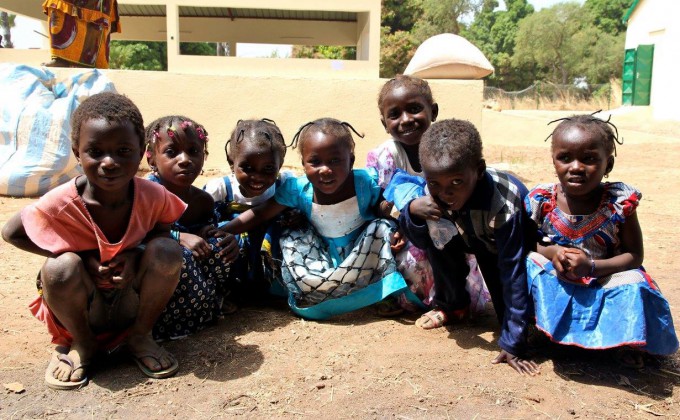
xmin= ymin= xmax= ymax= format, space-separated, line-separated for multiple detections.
xmin=43 ymin=0 xmax=121 ymax=68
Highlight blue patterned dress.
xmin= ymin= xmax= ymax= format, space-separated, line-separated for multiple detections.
xmin=147 ymin=174 xmax=231 ymax=340
xmin=525 ymin=182 xmax=678 ymax=354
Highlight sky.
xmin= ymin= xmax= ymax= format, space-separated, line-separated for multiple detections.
xmin=6 ymin=0 xmax=586 ymax=54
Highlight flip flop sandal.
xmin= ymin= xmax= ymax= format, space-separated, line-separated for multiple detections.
xmin=44 ymin=352 xmax=89 ymax=390
xmin=132 ymin=347 xmax=180 ymax=379
xmin=415 ymin=309 xmax=449 ymax=329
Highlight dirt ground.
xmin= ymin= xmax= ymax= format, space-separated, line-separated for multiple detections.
xmin=1 ymin=109 xmax=679 ymax=419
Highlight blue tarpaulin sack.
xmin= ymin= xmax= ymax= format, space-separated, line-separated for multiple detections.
xmin=0 ymin=64 xmax=115 ymax=197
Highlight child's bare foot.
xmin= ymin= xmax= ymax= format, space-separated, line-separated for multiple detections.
xmin=127 ymin=333 xmax=179 ymax=378
xmin=42 ymin=58 xmax=74 ymax=67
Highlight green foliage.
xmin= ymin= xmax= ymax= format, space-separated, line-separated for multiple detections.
xmin=584 ymin=0 xmax=632 ymax=35
xmin=110 ymin=41 xmax=165 ymax=71
xmin=109 ymin=41 xmax=216 ymax=71
xmin=513 ymin=2 xmax=624 ymax=85
xmin=462 ymin=0 xmax=534 ymax=89
xmin=291 ymin=45 xmax=356 ymax=60
xmin=380 ymin=28 xmax=417 ymax=77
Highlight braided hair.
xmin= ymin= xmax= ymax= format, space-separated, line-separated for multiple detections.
xmin=225 ymin=119 xmax=286 ymax=165
xmin=545 ymin=111 xmax=623 ymax=156
xmin=289 ymin=118 xmax=364 ymax=155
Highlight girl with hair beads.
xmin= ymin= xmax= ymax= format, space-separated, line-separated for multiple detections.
xmin=223 ymin=118 xmax=408 ymax=319
xmin=2 ymin=92 xmax=186 ymax=389
xmin=145 ymin=115 xmax=240 ymax=340
xmin=367 ymin=75 xmax=487 ymax=316
xmin=525 ymin=113 xmax=678 ymax=368
xmin=205 ymin=119 xmax=296 ymax=298
xmin=398 ymin=118 xmax=539 ymax=375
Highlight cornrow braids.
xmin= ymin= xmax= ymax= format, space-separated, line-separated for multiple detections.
xmin=419 ymin=118 xmax=483 ymax=170
xmin=71 ymin=91 xmax=145 ymax=148
xmin=145 ymin=115 xmax=210 ymax=160
xmin=289 ymin=118 xmax=364 ymax=154
xmin=225 ymin=118 xmax=286 ymax=165
xmin=544 ymin=111 xmax=623 ymax=156
xmin=377 ymin=74 xmax=435 ymax=113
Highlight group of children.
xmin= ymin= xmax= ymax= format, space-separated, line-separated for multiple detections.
xmin=2 ymin=75 xmax=677 ymax=390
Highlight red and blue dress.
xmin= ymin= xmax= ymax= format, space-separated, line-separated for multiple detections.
xmin=525 ymin=182 xmax=678 ymax=354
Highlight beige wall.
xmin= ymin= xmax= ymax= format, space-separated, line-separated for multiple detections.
xmin=625 ymin=0 xmax=680 ymax=121
xmin=1 ymin=66 xmax=482 ymax=173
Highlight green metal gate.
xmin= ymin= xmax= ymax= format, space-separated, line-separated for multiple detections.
xmin=621 ymin=44 xmax=654 ymax=106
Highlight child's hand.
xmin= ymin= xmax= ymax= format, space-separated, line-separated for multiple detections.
xmin=409 ymin=196 xmax=443 ymax=221
xmin=492 ymin=350 xmax=540 ymax=376
xmin=378 ymin=200 xmax=395 ymax=219
xmin=180 ymin=232 xmax=212 ymax=261
xmin=553 ymin=247 xmax=591 ymax=280
xmin=390 ymin=230 xmax=407 ymax=253
xmin=279 ymin=209 xmax=305 ymax=230
xmin=107 ymin=249 xmax=141 ymax=289
xmin=83 ymin=253 xmax=114 ymax=289
xmin=197 ymin=225 xmax=219 ymax=240
xmin=215 ymin=232 xmax=240 ymax=264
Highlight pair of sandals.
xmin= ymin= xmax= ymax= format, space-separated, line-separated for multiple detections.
xmin=45 ymin=346 xmax=180 ymax=390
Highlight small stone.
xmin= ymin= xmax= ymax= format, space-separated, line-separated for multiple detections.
xmin=315 ymin=383 xmax=326 ymax=389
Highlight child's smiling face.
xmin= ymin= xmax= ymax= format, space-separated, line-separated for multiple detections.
xmin=380 ymin=85 xmax=438 ymax=147
xmin=231 ymin=142 xmax=282 ymax=198
xmin=552 ymin=126 xmax=613 ymax=200
xmin=73 ymin=117 xmax=143 ymax=195
xmin=301 ymin=131 xmax=354 ymax=200
xmin=422 ymin=160 xmax=483 ymax=212
xmin=149 ymin=125 xmax=205 ymax=189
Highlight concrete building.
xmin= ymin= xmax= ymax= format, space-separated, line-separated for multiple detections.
xmin=0 ymin=0 xmax=484 ymax=171
xmin=623 ymin=0 xmax=680 ymax=121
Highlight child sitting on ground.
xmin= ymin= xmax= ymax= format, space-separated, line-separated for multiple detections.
xmin=525 ymin=113 xmax=678 ymax=368
xmin=204 ymin=119 xmax=296 ymax=299
xmin=144 ymin=115 xmax=240 ymax=340
xmin=1 ymin=92 xmax=187 ymax=389
xmin=223 ymin=118 xmax=408 ymax=319
xmin=367 ymin=75 xmax=487 ymax=316
xmin=397 ymin=118 xmax=539 ymax=375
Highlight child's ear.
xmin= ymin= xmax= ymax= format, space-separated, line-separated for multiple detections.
xmin=380 ymin=116 xmax=388 ymax=133
xmin=477 ymin=159 xmax=486 ymax=179
xmin=431 ymin=103 xmax=439 ymax=122
xmin=605 ymin=156 xmax=615 ymax=176
xmin=350 ymin=153 xmax=356 ymax=167
xmin=72 ymin=146 xmax=80 ymax=160
xmin=146 ymin=148 xmax=156 ymax=168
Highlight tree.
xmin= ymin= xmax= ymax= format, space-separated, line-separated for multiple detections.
xmin=463 ymin=0 xmax=535 ymax=89
xmin=513 ymin=3 xmax=591 ymax=84
xmin=291 ymin=45 xmax=356 ymax=60
xmin=109 ymin=41 xmax=216 ymax=71
xmin=0 ymin=12 xmax=15 ymax=48
xmin=584 ymin=0 xmax=632 ymax=35
xmin=379 ymin=0 xmax=482 ymax=78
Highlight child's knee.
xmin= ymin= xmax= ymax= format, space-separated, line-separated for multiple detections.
xmin=40 ymin=252 xmax=85 ymax=289
xmin=143 ymin=237 xmax=183 ymax=273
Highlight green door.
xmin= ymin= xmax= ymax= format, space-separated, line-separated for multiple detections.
xmin=622 ymin=48 xmax=636 ymax=106
xmin=633 ymin=44 xmax=654 ymax=105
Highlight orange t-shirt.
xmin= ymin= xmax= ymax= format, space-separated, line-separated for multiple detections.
xmin=22 ymin=176 xmax=186 ymax=262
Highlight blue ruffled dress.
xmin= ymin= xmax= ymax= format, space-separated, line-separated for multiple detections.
xmin=525 ymin=182 xmax=678 ymax=354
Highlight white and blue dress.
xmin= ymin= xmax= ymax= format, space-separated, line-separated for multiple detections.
xmin=274 ymin=169 xmax=408 ymax=320
xmin=525 ymin=182 xmax=678 ymax=354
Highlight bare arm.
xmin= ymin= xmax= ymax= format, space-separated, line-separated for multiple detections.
xmin=1 ymin=212 xmax=54 ymax=258
xmin=223 ymin=198 xmax=289 ymax=235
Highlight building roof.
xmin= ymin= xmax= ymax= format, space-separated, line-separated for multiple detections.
xmin=622 ymin=0 xmax=641 ymax=24
xmin=118 ymin=4 xmax=357 ymax=22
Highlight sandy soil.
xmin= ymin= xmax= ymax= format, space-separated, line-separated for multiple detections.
xmin=1 ymin=109 xmax=679 ymax=419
